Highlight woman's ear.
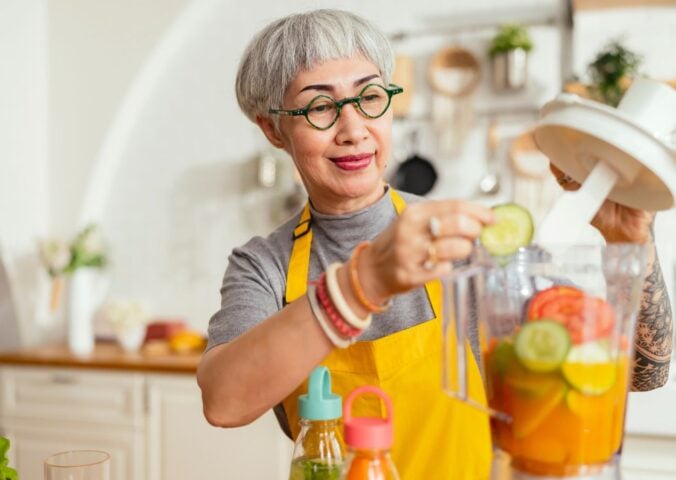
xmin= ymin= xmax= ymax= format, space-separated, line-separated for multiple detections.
xmin=256 ymin=116 xmax=285 ymax=149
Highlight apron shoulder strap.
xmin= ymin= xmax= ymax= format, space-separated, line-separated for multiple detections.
xmin=285 ymin=203 xmax=313 ymax=305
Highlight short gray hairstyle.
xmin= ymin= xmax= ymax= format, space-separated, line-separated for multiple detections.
xmin=235 ymin=9 xmax=394 ymax=123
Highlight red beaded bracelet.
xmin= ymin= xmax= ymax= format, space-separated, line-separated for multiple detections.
xmin=316 ymin=273 xmax=362 ymax=338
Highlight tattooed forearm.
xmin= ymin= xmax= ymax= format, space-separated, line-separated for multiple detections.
xmin=631 ymin=242 xmax=673 ymax=391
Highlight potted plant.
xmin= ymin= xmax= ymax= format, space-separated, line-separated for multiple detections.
xmin=587 ymin=40 xmax=642 ymax=107
xmin=489 ymin=23 xmax=533 ymax=91
xmin=39 ymin=224 xmax=109 ymax=356
xmin=0 ymin=436 xmax=18 ymax=480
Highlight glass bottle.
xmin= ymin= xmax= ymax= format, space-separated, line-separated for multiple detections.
xmin=289 ymin=366 xmax=345 ymax=480
xmin=340 ymin=386 xmax=399 ymax=480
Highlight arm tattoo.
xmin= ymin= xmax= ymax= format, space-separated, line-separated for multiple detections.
xmin=631 ymin=243 xmax=673 ymax=391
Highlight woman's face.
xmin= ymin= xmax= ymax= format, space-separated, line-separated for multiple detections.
xmin=266 ymin=55 xmax=393 ymax=214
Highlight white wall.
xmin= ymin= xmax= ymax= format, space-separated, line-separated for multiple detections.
xmin=0 ymin=0 xmax=48 ymax=344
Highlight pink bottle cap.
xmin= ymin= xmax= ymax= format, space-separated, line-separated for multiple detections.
xmin=343 ymin=385 xmax=394 ymax=450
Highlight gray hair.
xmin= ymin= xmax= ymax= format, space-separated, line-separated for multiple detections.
xmin=235 ymin=9 xmax=394 ymax=124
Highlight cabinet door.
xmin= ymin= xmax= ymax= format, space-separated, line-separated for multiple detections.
xmin=1 ymin=419 xmax=144 ymax=480
xmin=146 ymin=375 xmax=292 ymax=480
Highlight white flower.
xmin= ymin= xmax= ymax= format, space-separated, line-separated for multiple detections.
xmin=102 ymin=300 xmax=149 ymax=333
xmin=79 ymin=226 xmax=105 ymax=256
xmin=39 ymin=239 xmax=72 ymax=274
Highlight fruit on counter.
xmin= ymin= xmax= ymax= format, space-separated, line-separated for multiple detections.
xmin=526 ymin=286 xmax=615 ymax=344
xmin=168 ymin=330 xmax=207 ymax=354
xmin=514 ymin=320 xmax=571 ymax=372
xmin=480 ymin=203 xmax=534 ymax=257
xmin=561 ymin=342 xmax=617 ymax=395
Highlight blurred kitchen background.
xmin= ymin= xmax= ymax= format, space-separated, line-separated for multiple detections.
xmin=0 ymin=0 xmax=675 ymax=479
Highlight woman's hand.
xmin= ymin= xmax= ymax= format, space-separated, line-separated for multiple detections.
xmin=551 ymin=164 xmax=654 ymax=243
xmin=357 ymin=199 xmax=495 ymax=303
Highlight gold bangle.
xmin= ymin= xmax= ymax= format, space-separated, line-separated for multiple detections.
xmin=349 ymin=242 xmax=392 ymax=314
xmin=325 ymin=263 xmax=372 ymax=330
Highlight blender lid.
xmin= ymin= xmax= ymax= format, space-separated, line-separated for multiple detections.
xmin=533 ymin=79 xmax=676 ymax=211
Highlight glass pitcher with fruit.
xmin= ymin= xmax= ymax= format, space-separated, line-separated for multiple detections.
xmin=443 ymin=204 xmax=649 ymax=477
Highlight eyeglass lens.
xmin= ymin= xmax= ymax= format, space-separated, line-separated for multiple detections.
xmin=306 ymin=84 xmax=390 ymax=129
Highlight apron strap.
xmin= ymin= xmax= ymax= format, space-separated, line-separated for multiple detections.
xmin=285 ymin=203 xmax=312 ymax=305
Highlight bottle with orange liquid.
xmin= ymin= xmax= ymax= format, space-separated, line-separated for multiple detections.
xmin=340 ymin=386 xmax=399 ymax=480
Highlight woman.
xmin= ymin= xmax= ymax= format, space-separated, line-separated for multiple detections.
xmin=197 ymin=9 xmax=672 ymax=479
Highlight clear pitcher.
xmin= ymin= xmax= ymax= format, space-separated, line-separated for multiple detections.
xmin=443 ymin=244 xmax=648 ymax=478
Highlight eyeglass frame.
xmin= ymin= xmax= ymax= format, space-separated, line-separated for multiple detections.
xmin=268 ymin=83 xmax=404 ymax=130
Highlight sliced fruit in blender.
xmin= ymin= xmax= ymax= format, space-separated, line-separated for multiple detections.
xmin=514 ymin=321 xmax=571 ymax=372
xmin=527 ymin=287 xmax=615 ymax=344
xmin=511 ymin=380 xmax=567 ymax=439
xmin=480 ymin=203 xmax=534 ymax=257
xmin=526 ymin=286 xmax=584 ymax=321
xmin=493 ymin=340 xmax=516 ymax=377
xmin=561 ymin=342 xmax=617 ymax=395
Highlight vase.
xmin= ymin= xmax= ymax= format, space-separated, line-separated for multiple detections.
xmin=68 ymin=268 xmax=108 ymax=357
xmin=491 ymin=48 xmax=529 ymax=91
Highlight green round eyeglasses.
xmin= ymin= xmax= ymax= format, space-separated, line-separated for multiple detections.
xmin=268 ymin=83 xmax=403 ymax=130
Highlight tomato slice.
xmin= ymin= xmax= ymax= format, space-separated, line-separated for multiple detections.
xmin=526 ymin=286 xmax=584 ymax=321
xmin=527 ymin=287 xmax=615 ymax=344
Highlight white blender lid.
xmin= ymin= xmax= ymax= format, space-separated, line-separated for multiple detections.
xmin=534 ymin=78 xmax=676 ymax=211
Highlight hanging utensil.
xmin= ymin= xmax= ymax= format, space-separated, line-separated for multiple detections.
xmin=477 ymin=119 xmax=501 ymax=195
xmin=391 ymin=130 xmax=438 ymax=196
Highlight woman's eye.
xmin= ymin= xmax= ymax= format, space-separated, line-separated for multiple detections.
xmin=361 ymin=94 xmax=382 ymax=103
xmin=309 ymin=103 xmax=334 ymax=114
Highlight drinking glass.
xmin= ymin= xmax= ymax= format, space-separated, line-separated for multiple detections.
xmin=44 ymin=450 xmax=110 ymax=480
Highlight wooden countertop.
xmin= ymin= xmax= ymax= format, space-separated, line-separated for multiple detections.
xmin=0 ymin=342 xmax=202 ymax=374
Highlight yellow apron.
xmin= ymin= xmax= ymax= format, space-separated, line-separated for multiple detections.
xmin=282 ymin=189 xmax=491 ymax=479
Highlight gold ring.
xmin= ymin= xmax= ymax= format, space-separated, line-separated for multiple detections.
xmin=423 ymin=242 xmax=438 ymax=270
xmin=429 ymin=215 xmax=442 ymax=239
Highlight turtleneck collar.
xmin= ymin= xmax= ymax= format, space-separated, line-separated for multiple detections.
xmin=309 ymin=186 xmax=396 ymax=247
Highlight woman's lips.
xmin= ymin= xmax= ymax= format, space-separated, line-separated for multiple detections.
xmin=330 ymin=153 xmax=373 ymax=171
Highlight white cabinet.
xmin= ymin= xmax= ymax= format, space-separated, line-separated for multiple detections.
xmin=146 ymin=375 xmax=292 ymax=480
xmin=0 ymin=365 xmax=292 ymax=480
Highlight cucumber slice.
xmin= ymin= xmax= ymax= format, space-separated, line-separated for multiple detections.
xmin=480 ymin=203 xmax=534 ymax=257
xmin=514 ymin=320 xmax=571 ymax=372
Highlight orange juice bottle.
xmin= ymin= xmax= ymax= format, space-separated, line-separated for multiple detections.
xmin=340 ymin=386 xmax=399 ymax=480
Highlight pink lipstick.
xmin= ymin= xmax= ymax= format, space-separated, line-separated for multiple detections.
xmin=331 ymin=153 xmax=373 ymax=171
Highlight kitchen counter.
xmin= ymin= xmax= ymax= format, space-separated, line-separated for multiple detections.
xmin=0 ymin=342 xmax=202 ymax=373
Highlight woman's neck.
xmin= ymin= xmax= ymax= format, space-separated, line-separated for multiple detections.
xmin=309 ymin=181 xmax=388 ymax=215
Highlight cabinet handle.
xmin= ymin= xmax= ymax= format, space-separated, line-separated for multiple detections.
xmin=50 ymin=374 xmax=77 ymax=385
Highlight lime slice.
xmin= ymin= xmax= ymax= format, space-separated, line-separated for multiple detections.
xmin=561 ymin=342 xmax=617 ymax=395
xmin=480 ymin=203 xmax=534 ymax=257
xmin=514 ymin=321 xmax=571 ymax=372
xmin=493 ymin=340 xmax=516 ymax=377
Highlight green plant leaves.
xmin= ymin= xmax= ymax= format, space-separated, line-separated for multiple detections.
xmin=489 ymin=24 xmax=533 ymax=57
xmin=588 ymin=41 xmax=642 ymax=107
xmin=0 ymin=436 xmax=19 ymax=480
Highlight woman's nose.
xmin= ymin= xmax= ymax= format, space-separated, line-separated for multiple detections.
xmin=334 ymin=103 xmax=368 ymax=144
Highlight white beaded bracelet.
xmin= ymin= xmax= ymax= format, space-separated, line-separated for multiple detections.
xmin=307 ymin=284 xmax=353 ymax=349
xmin=325 ymin=263 xmax=372 ymax=330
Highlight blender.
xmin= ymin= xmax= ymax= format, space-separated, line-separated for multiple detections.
xmin=443 ymin=78 xmax=676 ymax=479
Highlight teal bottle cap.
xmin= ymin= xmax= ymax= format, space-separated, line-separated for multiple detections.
xmin=298 ymin=366 xmax=342 ymax=420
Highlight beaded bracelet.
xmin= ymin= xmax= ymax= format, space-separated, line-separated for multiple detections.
xmin=316 ymin=273 xmax=363 ymax=338
xmin=307 ymin=284 xmax=353 ymax=349
xmin=325 ymin=263 xmax=373 ymax=330
xmin=349 ymin=242 xmax=393 ymax=314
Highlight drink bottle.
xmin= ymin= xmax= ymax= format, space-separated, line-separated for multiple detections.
xmin=289 ymin=366 xmax=345 ymax=480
